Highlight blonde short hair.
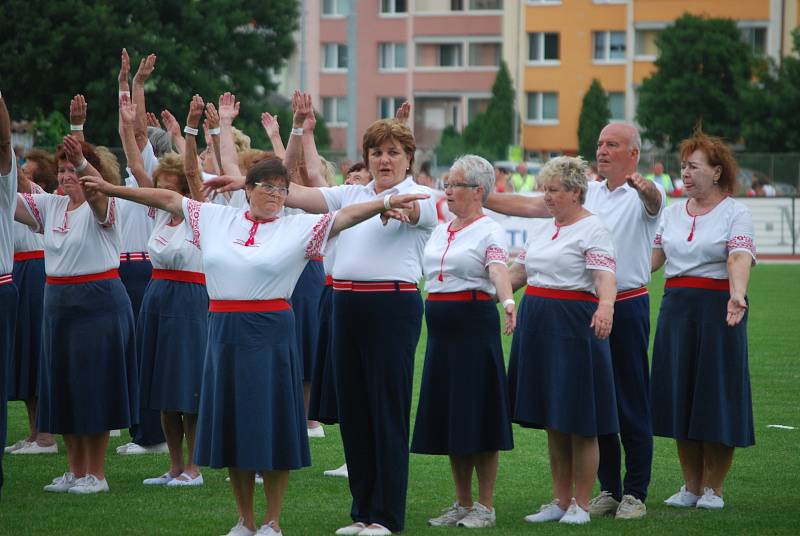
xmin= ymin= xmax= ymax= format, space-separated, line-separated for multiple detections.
xmin=538 ymin=156 xmax=589 ymax=204
xmin=95 ymin=146 xmax=121 ymax=186
xmin=153 ymin=152 xmax=188 ymax=194
xmin=231 ymin=127 xmax=251 ymax=154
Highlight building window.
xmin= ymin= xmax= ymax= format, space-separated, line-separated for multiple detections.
xmin=322 ymin=0 xmax=348 ymax=16
xmin=416 ymin=0 xmax=502 ymax=11
xmin=322 ymin=97 xmax=348 ymax=126
xmin=593 ymin=31 xmax=626 ymax=62
xmin=634 ymin=29 xmax=661 ymax=59
xmin=467 ymin=97 xmax=490 ymax=122
xmin=416 ymin=42 xmax=464 ymax=67
xmin=527 ymin=0 xmax=560 ymax=4
xmin=322 ymin=43 xmax=348 ymax=70
xmin=608 ymin=92 xmax=624 ymax=120
xmin=378 ymin=43 xmax=407 ymax=70
xmin=468 ymin=42 xmax=501 ymax=67
xmin=526 ymin=92 xmax=558 ymax=123
xmin=469 ymin=0 xmax=502 ymax=8
xmin=528 ymin=32 xmax=559 ymax=63
xmin=379 ymin=97 xmax=406 ymax=119
xmin=381 ymin=0 xmax=407 ymax=14
xmin=740 ymin=26 xmax=767 ymax=56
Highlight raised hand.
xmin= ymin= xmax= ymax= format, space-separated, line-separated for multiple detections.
xmin=187 ymin=95 xmax=205 ymax=128
xmin=202 ymin=174 xmax=245 ymax=194
xmin=205 ymin=102 xmax=220 ymax=129
xmin=299 ymin=93 xmax=316 ymax=132
xmin=161 ymin=110 xmax=180 ymax=137
xmin=395 ymin=101 xmax=411 ymax=125
xmin=261 ymin=112 xmax=280 ymax=138
xmin=134 ymin=53 xmax=157 ymax=84
xmin=62 ymin=135 xmax=85 ymax=167
xmin=626 ymin=172 xmax=650 ymax=192
xmin=217 ymin=92 xmax=239 ymax=124
xmin=291 ymin=90 xmax=308 ymax=127
xmin=118 ymin=48 xmax=130 ymax=89
xmin=69 ymin=94 xmax=87 ymax=126
xmin=146 ymin=111 xmax=160 ymax=128
xmin=79 ymin=175 xmax=114 ymax=196
xmin=119 ymin=94 xmax=137 ymax=126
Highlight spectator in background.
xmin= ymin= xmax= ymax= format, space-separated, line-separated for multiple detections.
xmin=415 ymin=161 xmax=436 ymax=188
xmin=749 ymin=172 xmax=776 ymax=197
xmin=345 ymin=162 xmax=371 ymax=186
xmin=646 ymin=162 xmax=674 ymax=196
xmin=587 ymin=163 xmax=601 ymax=183
xmin=494 ymin=165 xmax=513 ymax=193
xmin=21 ymin=149 xmax=57 ymax=192
xmin=511 ymin=161 xmax=536 ymax=193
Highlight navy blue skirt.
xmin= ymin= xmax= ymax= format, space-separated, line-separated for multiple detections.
xmin=119 ymin=258 xmax=152 ymax=324
xmin=289 ymin=259 xmax=325 ymax=382
xmin=411 ymin=299 xmax=513 ymax=455
xmin=308 ymin=284 xmax=338 ymax=424
xmin=508 ymin=294 xmax=619 ymax=437
xmin=651 ymin=287 xmax=755 ymax=447
xmin=193 ymin=309 xmax=311 ymax=470
xmin=36 ymin=278 xmax=139 ymax=434
xmin=138 ymin=279 xmax=208 ymax=414
xmin=8 ymin=257 xmax=45 ymax=401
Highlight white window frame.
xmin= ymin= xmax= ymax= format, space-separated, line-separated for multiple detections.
xmin=378 ymin=42 xmax=407 ymax=71
xmin=737 ymin=21 xmax=769 ymax=56
xmin=607 ymin=91 xmax=625 ymax=121
xmin=525 ymin=91 xmax=558 ymax=124
xmin=322 ymin=0 xmax=348 ymax=18
xmin=380 ymin=0 xmax=408 ymax=17
xmin=414 ymin=35 xmax=501 ymax=72
xmin=413 ymin=0 xmax=504 ymax=15
xmin=322 ymin=96 xmax=348 ymax=127
xmin=527 ymin=32 xmax=560 ymax=65
xmin=378 ymin=96 xmax=406 ymax=119
xmin=592 ymin=31 xmax=626 ymax=64
xmin=633 ymin=22 xmax=666 ymax=61
xmin=526 ymin=0 xmax=561 ymax=5
xmin=322 ymin=43 xmax=348 ymax=72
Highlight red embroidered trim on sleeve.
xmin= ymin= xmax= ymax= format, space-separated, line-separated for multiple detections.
xmin=30 ymin=183 xmax=45 ymax=194
xmin=305 ymin=213 xmax=333 ymax=259
xmin=147 ymin=206 xmax=157 ymax=219
xmin=653 ymin=233 xmax=662 ymax=247
xmin=484 ymin=245 xmax=509 ymax=265
xmin=187 ymin=199 xmax=202 ymax=247
xmin=21 ymin=193 xmax=44 ymax=233
xmin=727 ymin=235 xmax=756 ymax=256
xmin=516 ymin=249 xmax=527 ymax=263
xmin=585 ymin=251 xmax=616 ymax=272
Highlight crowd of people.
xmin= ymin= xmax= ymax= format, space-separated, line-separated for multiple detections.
xmin=0 ymin=49 xmax=757 ymax=536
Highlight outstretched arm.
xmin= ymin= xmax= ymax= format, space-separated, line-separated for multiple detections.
xmin=69 ymin=94 xmax=87 ymax=142
xmin=183 ymin=95 xmax=207 ymax=202
xmin=261 ymin=111 xmax=285 ymax=159
xmin=80 ymin=175 xmax=184 ymax=219
xmin=132 ymin=53 xmax=157 ymax=151
xmin=118 ymin=95 xmax=154 ymax=188
xmin=484 ymin=192 xmax=549 ymax=218
xmin=160 ymin=109 xmax=186 ymax=155
xmin=299 ymin=93 xmax=327 ymax=187
xmin=330 ymin=193 xmax=429 ymax=238
xmin=283 ymin=90 xmax=306 ymax=185
xmin=217 ymin=92 xmax=242 ymax=176
xmin=0 ymin=91 xmax=12 ymax=175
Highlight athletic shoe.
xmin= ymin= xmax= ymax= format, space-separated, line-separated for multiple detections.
xmin=664 ymin=485 xmax=700 ymax=508
xmin=559 ymin=498 xmax=591 ymax=525
xmin=428 ymin=502 xmax=471 ymax=527
xmin=457 ymin=502 xmax=496 ymax=528
xmin=307 ymin=425 xmax=325 ymax=438
xmin=255 ymin=472 xmax=264 ymax=485
xmin=324 ymin=464 xmax=349 ymax=478
xmin=143 ymin=472 xmax=176 ymax=485
xmin=588 ymin=490 xmax=619 ymax=516
xmin=5 ymin=439 xmax=32 ymax=453
xmin=334 ymin=523 xmax=366 ymax=535
xmin=12 ymin=442 xmax=58 ymax=455
xmin=222 ymin=518 xmax=256 ymax=536
xmin=68 ymin=474 xmax=110 ymax=494
xmin=615 ymin=495 xmax=646 ymax=519
xmin=696 ymin=488 xmax=724 ymax=510
xmin=167 ymin=472 xmax=204 ymax=487
xmin=118 ymin=441 xmax=169 ymax=455
xmin=358 ymin=524 xmax=391 ymax=535
xmin=524 ymin=499 xmax=566 ymax=523
xmin=256 ymin=521 xmax=282 ymax=535
xmin=43 ymin=472 xmax=77 ymax=493
xmin=109 ymin=429 xmax=121 ymax=437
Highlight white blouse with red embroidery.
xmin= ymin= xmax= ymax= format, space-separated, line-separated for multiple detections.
xmin=147 ymin=209 xmax=203 ymax=273
xmin=14 ymin=181 xmax=45 ymax=254
xmin=653 ymin=197 xmax=756 ymax=279
xmin=423 ymin=215 xmax=509 ymax=295
xmin=1 ymin=153 xmax=18 ymax=276
xmin=181 ymin=197 xmax=335 ymax=300
xmin=516 ymin=214 xmax=616 ymax=294
xmin=118 ymin=175 xmax=156 ymax=256
xmin=19 ymin=193 xmax=120 ymax=277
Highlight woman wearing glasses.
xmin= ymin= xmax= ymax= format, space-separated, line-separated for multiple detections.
xmin=411 ymin=155 xmax=516 ymax=530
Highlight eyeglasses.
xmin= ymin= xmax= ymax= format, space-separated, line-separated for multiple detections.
xmin=253 ymin=182 xmax=289 ymax=195
xmin=443 ymin=182 xmax=479 ymax=190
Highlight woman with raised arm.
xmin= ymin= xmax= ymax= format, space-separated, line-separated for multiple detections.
xmin=13 ymin=134 xmax=138 ymax=495
xmin=81 ymin=138 xmax=427 ymax=535
xmin=507 ymin=156 xmax=618 ymax=525
xmin=651 ymin=131 xmax=756 ymax=510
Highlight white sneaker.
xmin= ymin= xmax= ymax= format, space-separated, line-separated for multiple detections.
xmin=525 ymin=499 xmax=566 ymax=523
xmin=167 ymin=472 xmax=204 ymax=487
xmin=457 ymin=502 xmax=496 ymax=528
xmin=68 ymin=474 xmax=110 ymax=494
xmin=109 ymin=429 xmax=121 ymax=437
xmin=428 ymin=502 xmax=471 ymax=526
xmin=43 ymin=472 xmax=77 ymax=493
xmin=696 ymin=487 xmax=725 ymax=510
xmin=118 ymin=441 xmax=169 ymax=455
xmin=358 ymin=524 xmax=391 ymax=536
xmin=255 ymin=521 xmax=282 ymax=535
xmin=323 ymin=463 xmax=349 ymax=478
xmin=334 ymin=523 xmax=366 ymax=535
xmin=143 ymin=472 xmax=176 ymax=485
xmin=665 ymin=485 xmax=700 ymax=508
xmin=559 ymin=498 xmax=591 ymax=525
xmin=307 ymin=425 xmax=325 ymax=438
xmin=222 ymin=518 xmax=256 ymax=536
xmin=12 ymin=442 xmax=58 ymax=455
xmin=5 ymin=439 xmax=32 ymax=453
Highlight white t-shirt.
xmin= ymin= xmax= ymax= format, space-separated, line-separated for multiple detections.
xmin=423 ymin=216 xmax=509 ymax=295
xmin=0 ymin=152 xmax=17 ymax=275
xmin=147 ymin=209 xmax=204 ymax=273
xmin=654 ymin=197 xmax=756 ymax=279
xmin=118 ymin=175 xmax=156 ymax=254
xmin=584 ymin=180 xmax=664 ymax=291
xmin=14 ymin=181 xmax=45 ymax=253
xmin=181 ymin=198 xmax=334 ymax=300
xmin=141 ymin=141 xmax=159 ymax=177
xmin=516 ymin=214 xmax=616 ymax=294
xmin=319 ymin=177 xmax=437 ymax=282
xmin=20 ymin=193 xmax=120 ymax=277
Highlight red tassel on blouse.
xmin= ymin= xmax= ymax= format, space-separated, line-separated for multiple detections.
xmin=551 ymin=224 xmax=561 ymax=240
xmin=687 ymin=215 xmax=697 ymax=242
xmin=438 ymin=231 xmax=456 ymax=281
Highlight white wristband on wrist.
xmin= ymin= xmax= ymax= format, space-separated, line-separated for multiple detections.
xmin=75 ymin=159 xmax=89 ymax=173
xmin=502 ymin=299 xmax=515 ymax=308
xmin=118 ymin=91 xmax=131 ymax=97
xmin=183 ymin=125 xmax=199 ymax=136
xmin=207 ymin=127 xmax=221 ymax=135
xmin=291 ymin=127 xmax=304 ymax=136
xmin=383 ymin=195 xmax=393 ymax=211
xmin=70 ymin=124 xmax=84 ymax=131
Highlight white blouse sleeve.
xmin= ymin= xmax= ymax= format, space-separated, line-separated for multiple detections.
xmin=585 ymin=224 xmax=616 ymax=273
xmin=726 ymin=202 xmax=757 ymax=262
xmin=19 ymin=192 xmax=48 ymax=234
xmin=653 ymin=212 xmax=665 ymax=249
xmin=97 ymin=197 xmax=118 ymax=227
xmin=483 ymin=225 xmax=509 ymax=267
xmin=304 ymin=212 xmax=336 ymax=259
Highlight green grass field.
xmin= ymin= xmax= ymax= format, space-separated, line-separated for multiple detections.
xmin=2 ymin=266 xmax=798 ymax=535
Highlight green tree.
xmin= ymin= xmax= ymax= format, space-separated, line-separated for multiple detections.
xmin=435 ymin=126 xmax=466 ymax=166
xmin=742 ymin=29 xmax=800 ymax=152
xmin=474 ymin=61 xmax=515 ymax=160
xmin=636 ymin=13 xmax=753 ymax=148
xmin=0 ymin=0 xmax=299 ymax=147
xmin=577 ymin=79 xmax=610 ymax=161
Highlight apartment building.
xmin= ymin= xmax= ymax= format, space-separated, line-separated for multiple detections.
xmin=504 ymin=0 xmax=800 ymax=159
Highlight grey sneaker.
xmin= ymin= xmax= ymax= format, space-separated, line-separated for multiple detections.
xmin=68 ymin=474 xmax=109 ymax=494
xmin=615 ymin=494 xmax=646 ymax=519
xmin=43 ymin=472 xmax=77 ymax=493
xmin=428 ymin=502 xmax=471 ymax=527
xmin=457 ymin=502 xmax=496 ymax=528
xmin=588 ymin=491 xmax=619 ymax=516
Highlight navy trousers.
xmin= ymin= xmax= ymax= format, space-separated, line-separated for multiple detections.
xmin=332 ymin=289 xmax=422 ymax=533
xmin=597 ymin=294 xmax=653 ymax=502
xmin=0 ymin=283 xmax=19 ymax=497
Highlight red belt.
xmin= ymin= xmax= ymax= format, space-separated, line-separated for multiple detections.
xmin=333 ymin=280 xmax=418 ymax=293
xmin=616 ymin=287 xmax=648 ymax=302
xmin=325 ymin=274 xmax=333 ymax=286
xmin=310 ymin=256 xmax=323 ymax=262
xmin=0 ymin=273 xmax=11 ymax=285
xmin=120 ymin=252 xmax=150 ymax=262
xmin=525 ymin=285 xmax=598 ymax=303
xmin=209 ymin=299 xmax=291 ymax=313
xmin=151 ymin=269 xmax=206 ymax=285
xmin=14 ymin=250 xmax=44 ymax=262
xmin=46 ymin=269 xmax=119 ymax=285
xmin=427 ymin=291 xmax=492 ymax=302
xmin=666 ymin=276 xmax=729 ymax=291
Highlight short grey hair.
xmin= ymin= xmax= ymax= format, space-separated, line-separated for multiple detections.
xmin=609 ymin=122 xmax=641 ymax=164
xmin=538 ymin=156 xmax=589 ymax=204
xmin=450 ymin=154 xmax=495 ymax=203
xmin=147 ymin=127 xmax=174 ymax=158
